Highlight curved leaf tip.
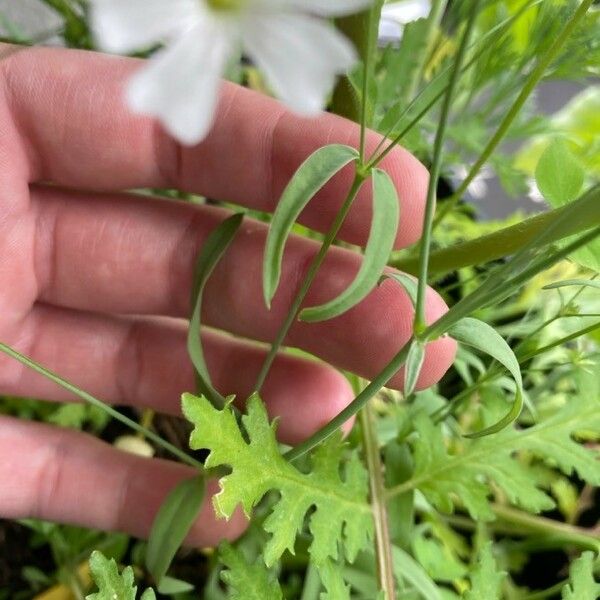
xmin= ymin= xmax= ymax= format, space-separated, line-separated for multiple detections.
xmin=263 ymin=144 xmax=360 ymax=308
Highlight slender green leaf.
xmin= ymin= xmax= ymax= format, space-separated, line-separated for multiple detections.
xmin=392 ymin=546 xmax=442 ymax=600
xmin=536 ymin=138 xmax=585 ymax=206
xmin=146 ymin=475 xmax=206 ymax=585
xmin=189 ymin=214 xmax=244 ymax=408
xmin=380 ymin=272 xmax=418 ymax=308
xmin=544 ymin=279 xmax=600 ymax=291
xmin=448 ymin=318 xmax=523 ymax=437
xmin=157 ymin=576 xmax=194 ymax=594
xmin=301 ymin=168 xmax=400 ymax=322
xmin=263 ymin=144 xmax=359 ymax=307
xmin=405 ymin=341 xmax=425 ymax=397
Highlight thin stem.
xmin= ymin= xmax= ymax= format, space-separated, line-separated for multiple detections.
xmin=255 ymin=174 xmax=365 ymax=392
xmin=413 ymin=0 xmax=481 ymax=334
xmin=0 ymin=342 xmax=203 ymax=470
xmin=393 ymin=187 xmax=600 ymax=277
xmin=299 ymin=563 xmax=322 ymax=600
xmin=358 ymin=4 xmax=378 ymax=162
xmin=433 ymin=0 xmax=594 ymax=228
xmin=492 ymin=504 xmax=600 ymax=552
xmin=359 ymin=400 xmax=396 ymax=600
xmin=403 ymin=0 xmax=447 ymax=106
xmin=285 ymin=342 xmax=411 ymax=462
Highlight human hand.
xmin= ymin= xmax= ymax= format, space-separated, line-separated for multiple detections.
xmin=0 ymin=45 xmax=455 ymax=545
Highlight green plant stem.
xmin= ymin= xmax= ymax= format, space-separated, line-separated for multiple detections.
xmin=299 ymin=563 xmax=321 ymax=600
xmin=255 ymin=174 xmax=365 ymax=392
xmin=369 ymin=0 xmax=543 ymax=164
xmin=359 ymin=402 xmax=396 ymax=600
xmin=433 ymin=0 xmax=594 ymax=228
xmin=492 ymin=504 xmax=600 ymax=552
xmin=403 ymin=0 xmax=447 ymax=105
xmin=0 ymin=342 xmax=203 ymax=470
xmin=285 ymin=342 xmax=411 ymax=462
xmin=394 ymin=184 xmax=600 ymax=278
xmin=412 ymin=0 xmax=481 ymax=334
xmin=520 ymin=321 xmax=600 ymax=362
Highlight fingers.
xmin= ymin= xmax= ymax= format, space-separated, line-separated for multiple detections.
xmin=0 ymin=416 xmax=246 ymax=546
xmin=1 ymin=304 xmax=354 ymax=445
xmin=32 ymin=187 xmax=456 ymax=389
xmin=2 ymin=45 xmax=427 ymax=248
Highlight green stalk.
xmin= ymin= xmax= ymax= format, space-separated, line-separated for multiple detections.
xmin=285 ymin=343 xmax=411 ymax=462
xmin=394 ymin=185 xmax=600 ymax=277
xmin=412 ymin=0 xmax=481 ymax=334
xmin=433 ymin=0 xmax=594 ymax=228
xmin=492 ymin=504 xmax=600 ymax=552
xmin=402 ymin=0 xmax=447 ymax=106
xmin=0 ymin=342 xmax=203 ymax=470
xmin=255 ymin=174 xmax=365 ymax=392
xmin=359 ymin=400 xmax=396 ymax=600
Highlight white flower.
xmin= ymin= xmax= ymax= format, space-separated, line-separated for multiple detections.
xmin=379 ymin=0 xmax=431 ymax=43
xmin=90 ymin=0 xmax=372 ymax=145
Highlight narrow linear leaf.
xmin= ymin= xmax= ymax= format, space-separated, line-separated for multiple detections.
xmin=300 ymin=168 xmax=400 ymax=322
xmin=189 ymin=214 xmax=244 ymax=408
xmin=544 ymin=279 xmax=600 ymax=291
xmin=391 ymin=546 xmax=442 ymax=600
xmin=263 ymin=144 xmax=360 ymax=307
xmin=380 ymin=272 xmax=418 ymax=308
xmin=405 ymin=340 xmax=425 ymax=397
xmin=448 ymin=318 xmax=523 ymax=437
xmin=146 ymin=475 xmax=206 ymax=586
xmin=157 ymin=576 xmax=194 ymax=594
xmin=535 ymin=138 xmax=585 ymax=206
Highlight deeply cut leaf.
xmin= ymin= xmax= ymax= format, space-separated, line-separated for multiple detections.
xmin=300 ymin=168 xmax=400 ymax=322
xmin=263 ymin=144 xmax=360 ymax=307
xmin=219 ymin=543 xmax=283 ymax=600
xmin=405 ymin=390 xmax=600 ymax=521
xmin=86 ymin=551 xmax=155 ymax=600
xmin=448 ymin=317 xmax=524 ymax=437
xmin=188 ymin=214 xmax=243 ymax=408
xmin=464 ymin=543 xmax=505 ymax=600
xmin=182 ymin=393 xmax=372 ymax=567
xmin=146 ymin=475 xmax=205 ymax=586
xmin=562 ymin=552 xmax=600 ymax=600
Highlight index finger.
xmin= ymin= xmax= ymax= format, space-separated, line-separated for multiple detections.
xmin=2 ymin=45 xmax=428 ymax=248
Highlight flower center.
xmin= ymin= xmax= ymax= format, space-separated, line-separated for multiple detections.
xmin=206 ymin=0 xmax=245 ymax=12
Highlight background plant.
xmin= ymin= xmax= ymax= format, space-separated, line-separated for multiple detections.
xmin=0 ymin=1 xmax=599 ymax=599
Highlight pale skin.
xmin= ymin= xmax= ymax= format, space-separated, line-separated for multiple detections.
xmin=0 ymin=45 xmax=456 ymax=545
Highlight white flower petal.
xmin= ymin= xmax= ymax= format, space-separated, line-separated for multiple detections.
xmin=126 ymin=21 xmax=233 ymax=145
xmin=90 ymin=0 xmax=199 ymax=53
xmin=382 ymin=0 xmax=431 ymax=24
xmin=243 ymin=13 xmax=356 ymax=115
xmin=279 ymin=0 xmax=373 ymax=17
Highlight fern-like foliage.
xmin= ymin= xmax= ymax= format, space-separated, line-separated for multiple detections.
xmin=464 ymin=543 xmax=505 ymax=599
xmin=562 ymin=552 xmax=600 ymax=600
xmin=409 ymin=393 xmax=600 ymax=520
xmin=219 ymin=543 xmax=283 ymax=599
xmin=183 ymin=393 xmax=373 ymax=567
xmin=86 ymin=551 xmax=155 ymax=600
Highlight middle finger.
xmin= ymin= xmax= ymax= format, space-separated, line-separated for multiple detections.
xmin=32 ymin=186 xmax=455 ymax=388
